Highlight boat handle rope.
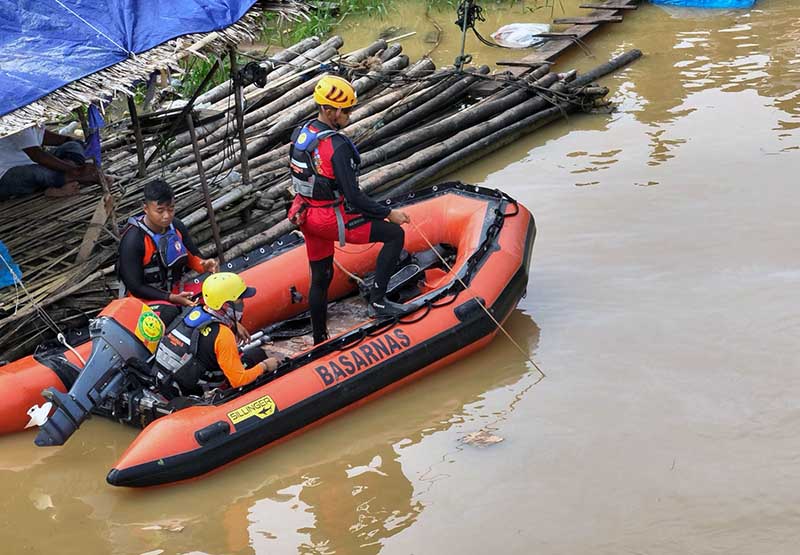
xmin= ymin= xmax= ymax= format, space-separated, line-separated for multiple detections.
xmin=409 ymin=220 xmax=546 ymax=380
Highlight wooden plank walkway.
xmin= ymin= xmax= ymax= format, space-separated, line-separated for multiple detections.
xmin=505 ymin=0 xmax=640 ymax=77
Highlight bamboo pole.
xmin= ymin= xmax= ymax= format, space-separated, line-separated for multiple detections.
xmin=186 ymin=113 xmax=226 ymax=262
xmin=127 ymin=95 xmax=147 ymax=177
xmin=230 ymin=47 xmax=251 ymax=186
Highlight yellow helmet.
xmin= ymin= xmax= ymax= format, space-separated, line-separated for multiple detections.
xmin=313 ymin=75 xmax=357 ymax=109
xmin=202 ymin=272 xmax=256 ymax=310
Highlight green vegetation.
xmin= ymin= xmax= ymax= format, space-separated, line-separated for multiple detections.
xmin=173 ymin=0 xmax=530 ymax=99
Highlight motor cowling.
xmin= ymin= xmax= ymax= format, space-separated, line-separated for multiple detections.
xmin=34 ymin=298 xmax=164 ymax=446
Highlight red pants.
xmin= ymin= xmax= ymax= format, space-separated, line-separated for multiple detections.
xmin=296 ymin=200 xmax=372 ymax=261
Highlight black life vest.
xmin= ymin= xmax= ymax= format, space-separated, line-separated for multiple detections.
xmin=120 ymin=216 xmax=190 ymax=295
xmin=153 ymin=306 xmax=232 ymax=396
xmin=288 ymin=120 xmax=359 ymax=200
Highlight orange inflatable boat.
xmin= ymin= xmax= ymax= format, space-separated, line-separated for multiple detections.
xmin=0 ymin=182 xmax=535 ymax=487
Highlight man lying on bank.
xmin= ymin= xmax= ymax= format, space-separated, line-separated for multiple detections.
xmin=117 ymin=179 xmax=219 ymax=326
xmin=0 ymin=123 xmax=109 ymax=199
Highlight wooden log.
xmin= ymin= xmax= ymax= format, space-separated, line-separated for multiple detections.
xmin=75 ymin=192 xmax=114 ymax=263
xmin=181 ymin=182 xmax=254 ymax=227
xmin=360 ymin=72 xmax=559 ymax=169
xmin=165 ymin=43 xmax=347 ymax=171
xmin=166 ymin=39 xmax=344 ymax=158
xmin=196 ymin=37 xmax=321 ymax=106
xmin=222 ymin=36 xmax=345 ymax=112
xmin=387 ymin=105 xmax=566 ymax=196
xmin=569 ymin=49 xmax=642 ymax=88
xmin=349 ymin=59 xmax=439 ymax=124
xmin=385 ymin=50 xmax=644 ymax=195
xmin=126 ymin=95 xmax=147 ymax=177
xmin=359 ymin=86 xmax=572 ymax=193
xmin=222 ymin=212 xmax=292 ymax=260
xmin=202 ymin=55 xmax=412 ymax=178
xmin=245 ymin=59 xmax=439 ymax=173
xmin=579 ymin=3 xmax=638 ymax=9
xmin=186 ymin=113 xmax=226 ymax=262
xmin=344 ymin=39 xmax=388 ymax=63
xmin=355 ymin=66 xmax=490 ymax=149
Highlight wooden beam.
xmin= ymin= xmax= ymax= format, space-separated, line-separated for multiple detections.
xmin=553 ymin=16 xmax=623 ymax=24
xmin=579 ymin=3 xmax=638 ymax=9
xmin=503 ymin=0 xmax=639 ymax=79
xmin=127 ymin=95 xmax=147 ymax=178
xmin=533 ymin=33 xmax=580 ymax=40
xmin=496 ymin=61 xmax=553 ymax=68
xmin=186 ymin=113 xmax=226 ymax=264
xmin=76 ymin=192 xmax=114 ymax=263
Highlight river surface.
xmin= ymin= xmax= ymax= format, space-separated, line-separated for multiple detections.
xmin=2 ymin=1 xmax=799 ymax=553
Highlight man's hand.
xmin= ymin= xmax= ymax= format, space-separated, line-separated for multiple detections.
xmin=387 ymin=210 xmax=410 ymax=225
xmin=201 ymin=258 xmax=219 ymax=273
xmin=235 ymin=321 xmax=251 ymax=343
xmin=168 ymin=291 xmax=196 ymax=307
xmin=260 ymin=357 xmax=279 ymax=373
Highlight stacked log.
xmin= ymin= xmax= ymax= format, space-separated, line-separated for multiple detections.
xmin=0 ymin=35 xmax=641 ymax=360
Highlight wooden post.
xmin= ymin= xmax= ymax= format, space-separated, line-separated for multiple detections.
xmin=229 ymin=47 xmax=251 ymax=186
xmin=144 ymin=59 xmax=220 ymax=170
xmin=186 ymin=112 xmax=225 ymax=264
xmin=76 ymin=172 xmax=116 ymax=263
xmin=127 ymin=95 xmax=147 ymax=178
xmin=74 ymin=106 xmax=90 ymax=139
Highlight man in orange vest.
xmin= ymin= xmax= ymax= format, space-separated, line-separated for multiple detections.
xmin=288 ymin=75 xmax=410 ymax=345
xmin=152 ymin=272 xmax=278 ymax=397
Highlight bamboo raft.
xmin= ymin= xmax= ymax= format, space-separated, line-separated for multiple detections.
xmin=0 ymin=34 xmax=641 ymax=360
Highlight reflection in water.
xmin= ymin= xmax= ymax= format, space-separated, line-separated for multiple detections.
xmin=0 ymin=311 xmax=540 ymax=554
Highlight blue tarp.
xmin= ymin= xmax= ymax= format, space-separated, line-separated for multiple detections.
xmin=651 ymin=0 xmax=755 ymax=7
xmin=0 ymin=239 xmax=22 ymax=290
xmin=0 ymin=0 xmax=258 ymax=117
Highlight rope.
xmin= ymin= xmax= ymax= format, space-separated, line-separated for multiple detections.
xmin=0 ymin=250 xmax=86 ymax=366
xmin=53 ymin=0 xmax=133 ymax=57
xmin=333 ymin=258 xmax=366 ymax=286
xmin=409 ymin=221 xmax=545 ymax=380
xmin=57 ymin=333 xmax=87 ymax=367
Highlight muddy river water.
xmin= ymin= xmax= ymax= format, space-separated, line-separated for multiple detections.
xmin=2 ymin=1 xmax=799 ymax=553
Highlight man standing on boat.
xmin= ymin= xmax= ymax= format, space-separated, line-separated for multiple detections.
xmin=117 ymin=179 xmax=218 ymax=325
xmin=288 ymin=75 xmax=411 ymax=345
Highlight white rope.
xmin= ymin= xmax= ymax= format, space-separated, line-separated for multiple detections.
xmin=53 ymin=0 xmax=133 ymax=57
xmin=0 ymin=250 xmax=21 ymax=316
xmin=409 ymin=220 xmax=546 ymax=380
xmin=0 ymin=248 xmax=85 ymax=367
xmin=57 ymin=333 xmax=86 ymax=367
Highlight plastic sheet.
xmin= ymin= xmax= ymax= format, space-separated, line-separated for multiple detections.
xmin=0 ymin=239 xmax=22 ymax=291
xmin=0 ymin=0 xmax=258 ymax=118
xmin=490 ymin=23 xmax=551 ymax=49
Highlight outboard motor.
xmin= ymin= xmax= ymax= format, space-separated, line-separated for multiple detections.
xmin=34 ymin=298 xmax=164 ymax=446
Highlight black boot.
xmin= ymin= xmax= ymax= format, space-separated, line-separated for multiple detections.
xmin=313 ymin=331 xmax=329 ymax=345
xmin=368 ymin=297 xmax=407 ymax=318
